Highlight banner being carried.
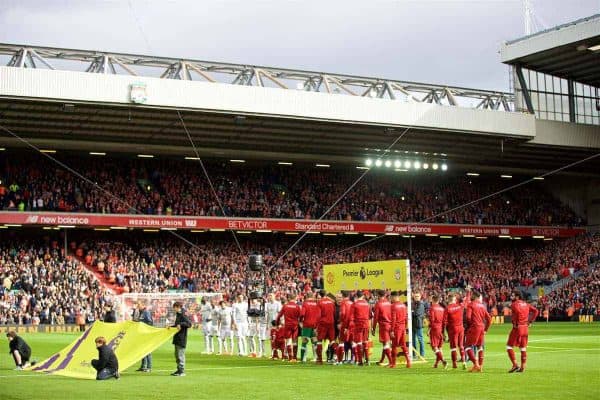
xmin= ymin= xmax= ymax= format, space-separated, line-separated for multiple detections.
xmin=29 ymin=321 xmax=175 ymax=379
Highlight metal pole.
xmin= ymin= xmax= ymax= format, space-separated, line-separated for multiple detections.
xmin=515 ymin=66 xmax=535 ymax=114
xmin=406 ymin=260 xmax=413 ymax=363
xmin=567 ymin=79 xmax=576 ymax=123
xmin=64 ymin=228 xmax=68 ymax=259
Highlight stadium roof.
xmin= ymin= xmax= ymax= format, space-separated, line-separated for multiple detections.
xmin=1 ymin=97 xmax=599 ymax=175
xmin=500 ymin=14 xmax=600 ymax=88
xmin=1 ymin=43 xmax=599 ymax=176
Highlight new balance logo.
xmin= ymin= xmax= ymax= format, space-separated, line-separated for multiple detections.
xmin=25 ymin=215 xmax=39 ymax=223
xmin=384 ymin=225 xmax=394 ymax=232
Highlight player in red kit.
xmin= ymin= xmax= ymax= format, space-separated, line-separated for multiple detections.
xmin=389 ymin=291 xmax=411 ymax=368
xmin=444 ymin=292 xmax=466 ymax=369
xmin=336 ymin=291 xmax=353 ymax=364
xmin=507 ymin=289 xmax=539 ymax=373
xmin=464 ymin=291 xmax=492 ymax=372
xmin=299 ymin=292 xmax=319 ymax=363
xmin=350 ymin=290 xmax=371 ymax=366
xmin=372 ymin=289 xmax=392 ymax=366
xmin=269 ymin=321 xmax=285 ymax=359
xmin=428 ymin=295 xmax=448 ymax=369
xmin=276 ymin=294 xmax=302 ymax=362
xmin=316 ymin=290 xmax=336 ymax=364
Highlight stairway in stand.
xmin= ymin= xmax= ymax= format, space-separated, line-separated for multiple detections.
xmin=73 ymin=250 xmax=123 ymax=294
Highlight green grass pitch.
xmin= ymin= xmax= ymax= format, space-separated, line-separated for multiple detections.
xmin=1 ymin=323 xmax=598 ymax=400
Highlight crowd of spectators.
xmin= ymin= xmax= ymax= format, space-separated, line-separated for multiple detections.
xmin=78 ymin=232 xmax=600 ymax=315
xmin=0 ymin=240 xmax=112 ymax=326
xmin=541 ymin=250 xmax=600 ymax=319
xmin=2 ymin=233 xmax=598 ymax=326
xmin=0 ymin=154 xmax=584 ymax=226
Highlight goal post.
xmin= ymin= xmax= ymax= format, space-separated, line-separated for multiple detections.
xmin=117 ymin=292 xmax=223 ymax=327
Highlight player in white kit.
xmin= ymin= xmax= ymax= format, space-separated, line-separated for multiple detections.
xmin=232 ymin=295 xmax=249 ymax=356
xmin=248 ymin=299 xmax=260 ymax=358
xmin=264 ymin=293 xmax=282 ymax=357
xmin=257 ymin=301 xmax=270 ymax=358
xmin=200 ymin=298 xmax=215 ymax=354
xmin=210 ymin=299 xmax=220 ymax=351
xmin=217 ymin=300 xmax=234 ymax=355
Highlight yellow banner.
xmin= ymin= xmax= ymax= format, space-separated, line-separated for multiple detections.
xmin=324 ymin=259 xmax=409 ymax=294
xmin=29 ymin=321 xmax=175 ymax=379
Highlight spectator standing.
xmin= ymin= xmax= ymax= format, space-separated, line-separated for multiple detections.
xmin=411 ymin=292 xmax=426 ymax=360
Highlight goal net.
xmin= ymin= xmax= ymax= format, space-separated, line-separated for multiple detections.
xmin=117 ymin=292 xmax=223 ymax=327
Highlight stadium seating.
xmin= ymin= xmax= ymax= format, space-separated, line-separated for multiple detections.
xmin=1 ymin=233 xmax=598 ymax=324
xmin=0 ymin=154 xmax=584 ymax=226
xmin=0 ymin=241 xmax=112 ymax=325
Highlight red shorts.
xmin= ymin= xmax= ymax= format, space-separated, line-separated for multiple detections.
xmin=507 ymin=325 xmax=529 ymax=348
xmin=465 ymin=326 xmax=485 ymax=347
xmin=341 ymin=322 xmax=354 ymax=342
xmin=447 ymin=326 xmax=465 ymax=349
xmin=274 ymin=339 xmax=285 ymax=350
xmin=391 ymin=326 xmax=406 ymax=348
xmin=282 ymin=324 xmax=299 ymax=340
xmin=377 ymin=322 xmax=391 ymax=343
xmin=429 ymin=327 xmax=444 ymax=349
xmin=352 ymin=326 xmax=370 ymax=343
xmin=317 ymin=322 xmax=336 ymax=341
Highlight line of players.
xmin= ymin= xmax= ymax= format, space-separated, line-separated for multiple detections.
xmin=199 ymin=287 xmax=538 ymax=373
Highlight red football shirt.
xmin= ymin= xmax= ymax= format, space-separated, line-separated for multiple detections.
xmin=466 ymin=301 xmax=492 ymax=330
xmin=301 ymin=299 xmax=320 ymax=328
xmin=429 ymin=304 xmax=445 ymax=329
xmin=350 ymin=299 xmax=371 ymax=328
xmin=276 ymin=301 xmax=301 ymax=327
xmin=443 ymin=303 xmax=464 ymax=329
xmin=340 ymin=298 xmax=353 ymax=325
xmin=373 ymin=299 xmax=392 ymax=327
xmin=317 ymin=297 xmax=335 ymax=324
xmin=390 ymin=301 xmax=407 ymax=328
xmin=511 ymin=300 xmax=539 ymax=326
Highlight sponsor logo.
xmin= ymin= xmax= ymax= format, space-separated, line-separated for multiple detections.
xmin=228 ymin=220 xmax=268 ymax=229
xmin=384 ymin=225 xmax=394 ymax=232
xmin=326 ymin=272 xmax=335 ymax=285
xmin=25 ymin=215 xmax=39 ymax=223
xmin=184 ymin=220 xmax=197 ymax=228
xmin=342 ymin=267 xmax=385 ymax=279
xmin=360 ymin=267 xmax=366 ymax=280
xmin=531 ymin=228 xmax=560 ymax=237
xmin=394 ymin=269 xmax=401 ymax=280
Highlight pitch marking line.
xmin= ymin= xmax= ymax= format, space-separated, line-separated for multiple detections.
xmin=1 ymin=348 xmax=598 ymax=379
xmin=0 ymin=364 xmax=293 ymax=378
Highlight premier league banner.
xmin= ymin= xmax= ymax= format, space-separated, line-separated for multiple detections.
xmin=28 ymin=321 xmax=175 ymax=379
xmin=323 ymin=259 xmax=410 ymax=297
